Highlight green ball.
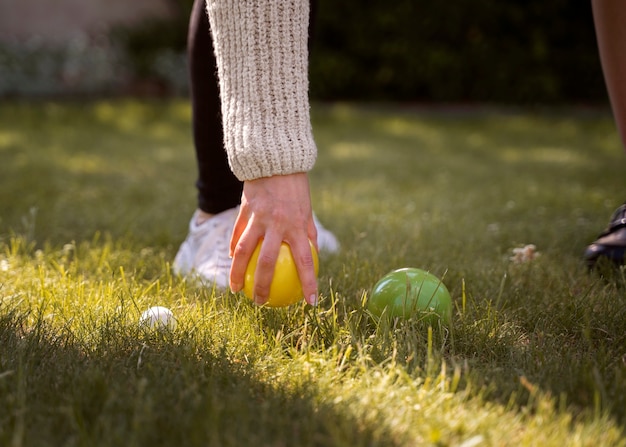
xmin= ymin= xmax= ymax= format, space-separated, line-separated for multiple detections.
xmin=368 ymin=268 xmax=452 ymax=324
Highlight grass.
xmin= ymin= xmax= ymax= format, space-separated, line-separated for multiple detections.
xmin=1 ymin=99 xmax=626 ymax=446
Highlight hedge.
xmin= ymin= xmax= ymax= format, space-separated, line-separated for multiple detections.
xmin=6 ymin=0 xmax=604 ymax=103
xmin=309 ymin=0 xmax=606 ymax=103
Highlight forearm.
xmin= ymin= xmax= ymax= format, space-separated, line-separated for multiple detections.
xmin=205 ymin=0 xmax=317 ymax=180
xmin=592 ymin=0 xmax=626 ymax=149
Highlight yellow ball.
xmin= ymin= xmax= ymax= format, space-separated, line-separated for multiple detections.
xmin=243 ymin=240 xmax=319 ymax=307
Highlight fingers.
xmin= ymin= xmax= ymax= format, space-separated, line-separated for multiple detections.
xmin=228 ymin=173 xmax=320 ymax=306
xmin=307 ymin=218 xmax=319 ymax=253
xmin=229 ymin=205 xmax=256 ymax=294
xmin=230 ymin=219 xmax=318 ymax=306
xmin=230 ymin=212 xmax=283 ymax=306
xmin=250 ymin=233 xmax=282 ymax=305
xmin=288 ymin=236 xmax=318 ymax=306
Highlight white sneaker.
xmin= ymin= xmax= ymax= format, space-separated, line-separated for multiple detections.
xmin=173 ymin=207 xmax=339 ymax=289
xmin=173 ymin=207 xmax=238 ymax=289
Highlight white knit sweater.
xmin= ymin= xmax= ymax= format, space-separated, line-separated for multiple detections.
xmin=205 ymin=0 xmax=317 ymax=181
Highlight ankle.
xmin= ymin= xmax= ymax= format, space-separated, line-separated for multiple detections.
xmin=195 ymin=209 xmax=214 ymax=225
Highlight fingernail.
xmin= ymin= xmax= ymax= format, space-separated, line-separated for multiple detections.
xmin=307 ymin=294 xmax=319 ymax=306
xmin=254 ymin=295 xmax=267 ymax=306
xmin=230 ymin=283 xmax=242 ymax=293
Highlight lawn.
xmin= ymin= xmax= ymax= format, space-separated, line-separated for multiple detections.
xmin=1 ymin=99 xmax=626 ymax=446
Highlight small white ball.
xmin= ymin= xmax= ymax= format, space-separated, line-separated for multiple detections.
xmin=140 ymin=306 xmax=176 ymax=330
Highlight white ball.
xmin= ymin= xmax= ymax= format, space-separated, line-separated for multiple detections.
xmin=140 ymin=306 xmax=176 ymax=330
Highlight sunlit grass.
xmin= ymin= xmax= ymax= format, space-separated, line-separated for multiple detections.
xmin=1 ymin=100 xmax=626 ymax=445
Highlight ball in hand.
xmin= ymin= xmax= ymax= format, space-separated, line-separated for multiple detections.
xmin=244 ymin=240 xmax=319 ymax=307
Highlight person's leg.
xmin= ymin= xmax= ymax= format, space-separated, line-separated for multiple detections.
xmin=188 ymin=0 xmax=242 ymax=215
xmin=584 ymin=0 xmax=626 ymax=268
xmin=173 ymin=0 xmax=242 ymax=284
xmin=592 ymin=0 xmax=626 ymax=147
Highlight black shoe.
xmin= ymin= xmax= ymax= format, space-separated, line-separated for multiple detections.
xmin=584 ymin=203 xmax=626 ymax=268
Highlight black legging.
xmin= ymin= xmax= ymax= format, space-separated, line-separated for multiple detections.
xmin=187 ymin=0 xmax=316 ymax=215
xmin=187 ymin=0 xmax=242 ymax=214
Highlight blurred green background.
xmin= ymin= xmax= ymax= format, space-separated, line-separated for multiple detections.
xmin=0 ymin=0 xmax=607 ymax=104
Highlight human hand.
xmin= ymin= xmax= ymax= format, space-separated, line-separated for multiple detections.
xmin=229 ymin=172 xmax=319 ymax=306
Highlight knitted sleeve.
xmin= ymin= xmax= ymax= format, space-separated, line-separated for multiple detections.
xmin=205 ymin=0 xmax=317 ymax=181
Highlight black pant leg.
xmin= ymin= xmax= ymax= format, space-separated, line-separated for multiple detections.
xmin=187 ymin=0 xmax=243 ymax=214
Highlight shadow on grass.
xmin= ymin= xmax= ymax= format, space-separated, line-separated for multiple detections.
xmin=311 ymin=105 xmax=626 ymax=427
xmin=0 ymin=307 xmax=401 ymax=447
xmin=447 ymin=262 xmax=626 ymax=426
xmin=4 ymin=100 xmax=626 ymax=434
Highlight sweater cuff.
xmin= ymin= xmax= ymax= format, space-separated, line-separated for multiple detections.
xmin=206 ymin=0 xmax=317 ymax=181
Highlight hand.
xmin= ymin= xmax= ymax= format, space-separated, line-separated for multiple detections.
xmin=229 ymin=172 xmax=319 ymax=306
